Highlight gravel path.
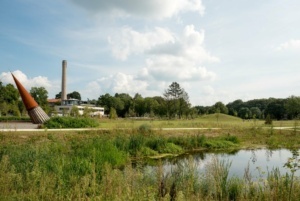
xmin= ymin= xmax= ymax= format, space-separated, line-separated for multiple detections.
xmin=0 ymin=122 xmax=38 ymax=130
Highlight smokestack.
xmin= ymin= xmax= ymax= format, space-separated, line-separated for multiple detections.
xmin=61 ymin=60 xmax=67 ymax=101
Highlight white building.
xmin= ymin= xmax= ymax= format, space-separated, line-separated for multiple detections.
xmin=54 ymin=99 xmax=104 ymax=117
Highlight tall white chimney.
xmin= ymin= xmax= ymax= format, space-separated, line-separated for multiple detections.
xmin=61 ymin=60 xmax=67 ymax=101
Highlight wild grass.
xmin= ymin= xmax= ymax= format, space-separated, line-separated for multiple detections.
xmin=1 ymin=116 xmax=300 ymax=200
xmin=1 ymin=151 xmax=299 ymax=200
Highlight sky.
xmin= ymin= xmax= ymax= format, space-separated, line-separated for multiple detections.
xmin=1 ymin=0 xmax=300 ymax=106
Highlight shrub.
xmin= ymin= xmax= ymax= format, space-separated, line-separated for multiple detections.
xmin=138 ymin=123 xmax=152 ymax=134
xmin=162 ymin=143 xmax=183 ymax=154
xmin=265 ymin=114 xmax=273 ymax=125
xmin=42 ymin=116 xmax=99 ymax=128
xmin=224 ymin=135 xmax=240 ymax=144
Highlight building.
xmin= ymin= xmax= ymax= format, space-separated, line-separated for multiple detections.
xmin=53 ymin=99 xmax=104 ymax=117
xmin=51 ymin=60 xmax=105 ymax=117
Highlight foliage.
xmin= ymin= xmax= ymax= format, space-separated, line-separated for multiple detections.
xmin=285 ymin=96 xmax=300 ymax=119
xmin=67 ymin=91 xmax=81 ymax=100
xmin=138 ymin=123 xmax=152 ymax=134
xmin=42 ymin=116 xmax=99 ymax=128
xmin=109 ymin=107 xmax=118 ymax=119
xmin=284 ymin=150 xmax=300 ymax=201
xmin=2 ymin=139 xmax=299 ymax=200
xmin=164 ymin=82 xmax=191 ymax=119
xmin=70 ymin=106 xmax=79 ymax=117
xmin=2 ymin=77 xmax=300 ymax=122
xmin=265 ymin=114 xmax=273 ymax=125
xmin=30 ymin=86 xmax=49 ymax=112
xmin=0 ymin=82 xmax=21 ymax=116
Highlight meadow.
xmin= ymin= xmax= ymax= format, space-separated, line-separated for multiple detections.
xmin=1 ymin=114 xmax=300 ymax=200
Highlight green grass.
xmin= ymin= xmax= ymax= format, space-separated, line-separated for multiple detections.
xmin=1 ymin=116 xmax=300 ymax=200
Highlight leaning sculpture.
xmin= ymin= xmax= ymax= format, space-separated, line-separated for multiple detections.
xmin=11 ymin=73 xmax=50 ymax=124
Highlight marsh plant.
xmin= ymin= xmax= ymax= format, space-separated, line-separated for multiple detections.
xmin=0 ymin=129 xmax=300 ymax=200
xmin=284 ymin=150 xmax=300 ymax=201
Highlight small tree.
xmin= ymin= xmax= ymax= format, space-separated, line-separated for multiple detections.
xmin=109 ymin=107 xmax=117 ymax=119
xmin=265 ymin=114 xmax=272 ymax=125
xmin=70 ymin=106 xmax=79 ymax=117
xmin=83 ymin=106 xmax=92 ymax=118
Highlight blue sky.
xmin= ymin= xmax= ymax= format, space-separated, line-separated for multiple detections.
xmin=1 ymin=0 xmax=300 ymax=106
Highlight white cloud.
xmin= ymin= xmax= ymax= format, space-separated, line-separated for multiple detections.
xmin=135 ymin=25 xmax=218 ymax=82
xmin=141 ymin=56 xmax=216 ymax=82
xmin=108 ymin=27 xmax=174 ymax=60
xmin=85 ymin=72 xmax=150 ymax=97
xmin=202 ymin=85 xmax=215 ymax=95
xmin=85 ymin=24 xmax=219 ymax=100
xmin=1 ymin=71 xmax=51 ymax=89
xmin=70 ymin=0 xmax=205 ymax=19
xmin=0 ymin=70 xmax=58 ymax=98
xmin=277 ymin=39 xmax=300 ymax=51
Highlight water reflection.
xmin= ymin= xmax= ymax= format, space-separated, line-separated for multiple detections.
xmin=146 ymin=149 xmax=300 ymax=178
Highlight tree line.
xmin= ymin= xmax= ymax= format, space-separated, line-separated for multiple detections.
xmin=1 ymin=80 xmax=300 ymax=120
xmin=195 ymin=97 xmax=300 ymax=120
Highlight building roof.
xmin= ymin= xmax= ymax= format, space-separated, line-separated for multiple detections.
xmin=47 ymin=98 xmax=61 ymax=103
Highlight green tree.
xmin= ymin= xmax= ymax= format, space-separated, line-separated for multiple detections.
xmin=97 ymin=93 xmax=125 ymax=116
xmin=226 ymin=99 xmax=244 ymax=116
xmin=152 ymin=96 xmax=167 ymax=117
xmin=134 ymin=95 xmax=145 ymax=117
xmin=144 ymin=97 xmax=159 ymax=117
xmin=265 ymin=100 xmax=285 ymax=120
xmin=213 ymin=102 xmax=228 ymax=114
xmin=2 ymin=84 xmax=19 ymax=104
xmin=109 ymin=107 xmax=117 ymax=119
xmin=83 ymin=106 xmax=92 ymax=118
xmin=285 ymin=96 xmax=300 ymax=119
xmin=239 ymin=107 xmax=251 ymax=119
xmin=250 ymin=107 xmax=262 ymax=119
xmin=97 ymin=93 xmax=112 ymax=114
xmin=30 ymin=87 xmax=49 ymax=108
xmin=114 ymin=93 xmax=132 ymax=117
xmin=55 ymin=92 xmax=62 ymax=99
xmin=178 ymin=90 xmax=191 ymax=118
xmin=0 ymin=82 xmax=20 ymax=116
xmin=70 ymin=106 xmax=79 ymax=117
xmin=164 ymin=82 xmax=189 ymax=119
xmin=67 ymin=91 xmax=81 ymax=100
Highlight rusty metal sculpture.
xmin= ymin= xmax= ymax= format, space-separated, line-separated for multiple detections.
xmin=11 ymin=73 xmax=50 ymax=124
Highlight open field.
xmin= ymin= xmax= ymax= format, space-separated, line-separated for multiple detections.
xmin=95 ymin=114 xmax=300 ymax=129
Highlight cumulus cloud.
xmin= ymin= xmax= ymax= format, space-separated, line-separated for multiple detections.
xmin=93 ymin=24 xmax=219 ymax=97
xmin=109 ymin=25 xmax=218 ymax=63
xmin=70 ymin=0 xmax=205 ymax=19
xmin=276 ymin=39 xmax=300 ymax=51
xmin=0 ymin=70 xmax=52 ymax=89
xmin=108 ymin=27 xmax=174 ymax=60
xmin=0 ymin=70 xmax=58 ymax=98
xmin=140 ymin=57 xmax=216 ymax=82
xmin=85 ymin=72 xmax=150 ymax=97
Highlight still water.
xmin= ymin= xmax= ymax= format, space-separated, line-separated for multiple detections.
xmin=147 ymin=149 xmax=300 ymax=178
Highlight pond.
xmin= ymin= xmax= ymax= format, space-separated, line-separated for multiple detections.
xmin=146 ymin=149 xmax=300 ymax=178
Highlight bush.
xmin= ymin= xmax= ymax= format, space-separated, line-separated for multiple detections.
xmin=42 ymin=116 xmax=99 ymax=128
xmin=265 ymin=114 xmax=273 ymax=125
xmin=138 ymin=124 xmax=152 ymax=134
xmin=224 ymin=135 xmax=240 ymax=144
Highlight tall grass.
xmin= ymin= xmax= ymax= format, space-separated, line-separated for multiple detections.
xmin=1 ymin=127 xmax=300 ymax=200
xmin=0 ymin=153 xmax=300 ymax=200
